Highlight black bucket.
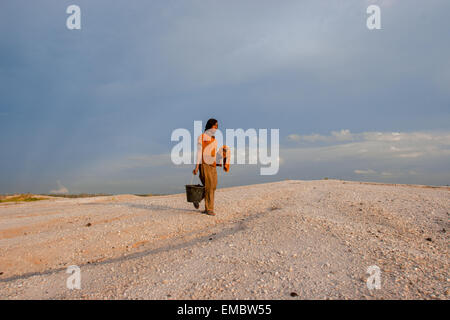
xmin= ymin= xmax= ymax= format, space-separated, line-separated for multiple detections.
xmin=185 ymin=184 xmax=205 ymax=203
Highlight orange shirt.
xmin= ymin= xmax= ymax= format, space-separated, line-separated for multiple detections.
xmin=196 ymin=134 xmax=230 ymax=172
xmin=218 ymin=145 xmax=230 ymax=172
xmin=197 ymin=133 xmax=218 ymax=166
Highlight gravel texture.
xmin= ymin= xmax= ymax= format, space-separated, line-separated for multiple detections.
xmin=0 ymin=179 xmax=448 ymax=300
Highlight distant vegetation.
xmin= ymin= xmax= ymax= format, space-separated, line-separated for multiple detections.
xmin=0 ymin=193 xmax=166 ymax=203
xmin=47 ymin=193 xmax=166 ymax=198
xmin=46 ymin=193 xmax=111 ymax=198
xmin=0 ymin=194 xmax=46 ymax=203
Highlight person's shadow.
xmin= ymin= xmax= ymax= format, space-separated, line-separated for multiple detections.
xmin=119 ymin=202 xmax=200 ymax=214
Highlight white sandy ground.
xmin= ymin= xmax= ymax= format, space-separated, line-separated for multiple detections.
xmin=0 ymin=179 xmax=448 ymax=300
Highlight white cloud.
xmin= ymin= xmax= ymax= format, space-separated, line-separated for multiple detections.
xmin=354 ymin=169 xmax=376 ymax=175
xmin=288 ymin=129 xmax=450 ymax=147
xmin=68 ymin=129 xmax=450 ymax=193
xmin=50 ymin=181 xmax=69 ymax=194
xmin=287 ymin=134 xmax=301 ymax=142
xmin=331 ymin=129 xmax=354 ymax=141
xmin=280 ymin=129 xmax=450 ymax=185
xmin=395 ymin=152 xmax=424 ymax=158
xmin=287 ymin=129 xmax=355 ymax=143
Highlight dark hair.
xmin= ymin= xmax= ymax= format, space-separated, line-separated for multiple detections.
xmin=204 ymin=118 xmax=218 ymax=131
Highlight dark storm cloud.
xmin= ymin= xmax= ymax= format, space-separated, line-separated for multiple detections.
xmin=0 ymin=0 xmax=449 ymax=193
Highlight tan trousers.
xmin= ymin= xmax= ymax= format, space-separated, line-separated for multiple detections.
xmin=199 ymin=164 xmax=217 ymax=212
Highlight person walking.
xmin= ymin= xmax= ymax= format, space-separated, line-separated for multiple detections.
xmin=192 ymin=118 xmax=229 ymax=216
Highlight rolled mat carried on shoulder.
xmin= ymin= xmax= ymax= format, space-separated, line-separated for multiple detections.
xmin=219 ymin=145 xmax=231 ymax=172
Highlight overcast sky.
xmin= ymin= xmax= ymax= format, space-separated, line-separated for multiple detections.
xmin=1 ymin=0 xmax=449 ymax=194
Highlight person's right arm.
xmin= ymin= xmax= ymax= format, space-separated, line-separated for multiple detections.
xmin=193 ymin=135 xmax=202 ymax=175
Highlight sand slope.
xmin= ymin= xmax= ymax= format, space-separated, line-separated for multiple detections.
xmin=0 ymin=180 xmax=448 ymax=299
